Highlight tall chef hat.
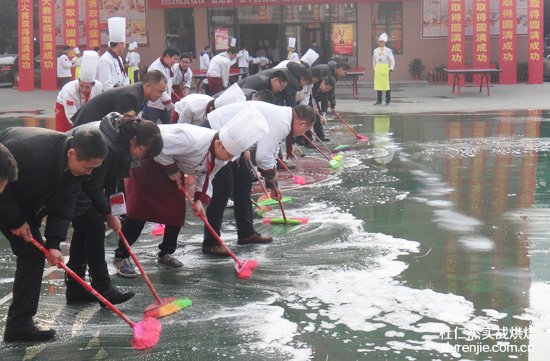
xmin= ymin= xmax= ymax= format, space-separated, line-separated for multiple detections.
xmin=73 ymin=47 xmax=80 ymax=55
xmin=108 ymin=17 xmax=126 ymax=43
xmin=219 ymin=105 xmax=269 ymax=160
xmin=230 ymin=37 xmax=237 ymax=47
xmin=378 ymin=33 xmax=388 ymax=43
xmin=79 ymin=50 xmax=100 ymax=83
xmin=128 ymin=42 xmax=138 ymax=51
xmin=214 ymin=83 xmax=246 ymax=109
xmin=288 ymin=37 xmax=296 ymax=48
xmin=300 ymin=48 xmax=319 ymax=66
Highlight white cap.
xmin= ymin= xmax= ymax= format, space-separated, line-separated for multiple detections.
xmin=300 ymin=48 xmax=319 ymax=66
xmin=108 ymin=17 xmax=126 ymax=43
xmin=219 ymin=105 xmax=269 ymax=159
xmin=214 ymin=83 xmax=245 ymax=109
xmin=79 ymin=50 xmax=100 ymax=82
xmin=230 ymin=37 xmax=237 ymax=47
xmin=378 ymin=33 xmax=388 ymax=43
xmin=73 ymin=47 xmax=80 ymax=55
xmin=128 ymin=42 xmax=138 ymax=51
xmin=288 ymin=37 xmax=296 ymax=48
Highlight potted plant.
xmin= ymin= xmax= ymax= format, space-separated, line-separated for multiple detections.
xmin=408 ymin=58 xmax=424 ymax=80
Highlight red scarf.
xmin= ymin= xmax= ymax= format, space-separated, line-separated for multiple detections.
xmin=108 ymin=49 xmax=126 ymax=75
xmin=160 ymin=57 xmax=174 ymax=77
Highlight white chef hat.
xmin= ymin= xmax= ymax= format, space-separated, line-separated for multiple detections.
xmin=79 ymin=50 xmax=100 ymax=83
xmin=219 ymin=105 xmax=269 ymax=160
xmin=230 ymin=37 xmax=237 ymax=47
xmin=214 ymin=83 xmax=246 ymax=109
xmin=108 ymin=17 xmax=126 ymax=43
xmin=288 ymin=37 xmax=296 ymax=48
xmin=73 ymin=47 xmax=80 ymax=55
xmin=128 ymin=42 xmax=138 ymax=51
xmin=300 ymin=48 xmax=319 ymax=66
xmin=378 ymin=33 xmax=388 ymax=43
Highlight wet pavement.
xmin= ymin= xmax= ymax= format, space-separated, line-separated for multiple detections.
xmin=1 ymin=88 xmax=550 ymax=360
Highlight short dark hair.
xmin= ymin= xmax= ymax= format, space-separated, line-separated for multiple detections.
xmin=270 ymin=70 xmax=287 ymax=83
xmin=62 ymin=45 xmax=70 ymax=51
xmin=0 ymin=143 xmax=18 ymax=183
xmin=118 ymin=112 xmax=163 ymax=159
xmin=71 ymin=130 xmax=108 ymax=161
xmin=180 ymin=53 xmax=192 ymax=61
xmin=293 ymin=104 xmax=315 ymax=125
xmin=142 ymin=70 xmax=167 ymax=84
xmin=322 ymin=76 xmax=336 ymax=88
xmin=162 ymin=46 xmax=180 ymax=58
xmin=336 ymin=62 xmax=351 ymax=71
xmin=310 ymin=67 xmax=322 ymax=80
xmin=301 ymin=68 xmax=313 ymax=82
xmin=204 ymin=45 xmax=210 ymax=50
xmin=253 ymin=89 xmax=274 ymax=103
xmin=227 ymin=46 xmax=238 ymax=54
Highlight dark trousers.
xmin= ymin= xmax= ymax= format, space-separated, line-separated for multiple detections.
xmin=68 ymin=207 xmax=106 ymax=268
xmin=377 ymin=90 xmax=391 ymax=104
xmin=58 ymin=77 xmax=70 ymax=90
xmin=143 ymin=104 xmax=170 ymax=124
xmin=203 ymin=157 xmax=254 ymax=247
xmin=114 ymin=217 xmax=181 ymax=258
xmin=0 ymin=223 xmax=46 ymax=327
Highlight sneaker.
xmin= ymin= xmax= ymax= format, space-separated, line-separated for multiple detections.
xmin=157 ymin=254 xmax=183 ymax=269
xmin=373 ymin=102 xmax=382 ymax=106
xmin=113 ymin=257 xmax=137 ymax=278
xmin=237 ymin=232 xmax=273 ymax=245
xmin=226 ymin=199 xmax=235 ymax=208
xmin=202 ymin=245 xmax=230 ymax=257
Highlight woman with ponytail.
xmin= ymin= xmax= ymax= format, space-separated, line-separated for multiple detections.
xmin=64 ymin=111 xmax=163 ymax=306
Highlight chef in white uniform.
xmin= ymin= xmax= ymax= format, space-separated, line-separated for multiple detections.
xmin=126 ymin=42 xmax=140 ymax=83
xmin=55 ymin=51 xmax=103 ymax=132
xmin=206 ymin=47 xmax=237 ymax=95
xmin=96 ymin=17 xmax=129 ymax=90
xmin=373 ymin=32 xmax=395 ymax=106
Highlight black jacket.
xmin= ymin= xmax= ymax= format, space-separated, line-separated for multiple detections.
xmin=0 ymin=127 xmax=89 ymax=249
xmin=237 ymin=74 xmax=284 ymax=105
xmin=259 ymin=62 xmax=307 ymax=106
xmin=68 ymin=113 xmax=133 ymax=217
xmin=312 ymin=64 xmax=337 ymax=108
xmin=72 ymin=83 xmax=145 ymax=126
xmin=311 ymin=82 xmax=330 ymax=113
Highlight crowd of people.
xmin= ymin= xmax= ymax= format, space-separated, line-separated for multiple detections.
xmin=1 ymin=14 xmax=396 ymax=344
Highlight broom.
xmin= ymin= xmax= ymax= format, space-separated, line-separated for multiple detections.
xmin=332 ymin=110 xmax=369 ymax=141
xmin=29 ymin=238 xmax=161 ymax=350
xmin=302 ymin=134 xmax=342 ymax=170
xmin=180 ymin=186 xmax=257 ymax=279
xmin=311 ymin=98 xmax=351 ymax=152
xmin=117 ymin=231 xmax=192 ymax=319
xmin=276 ymin=156 xmax=306 ymax=185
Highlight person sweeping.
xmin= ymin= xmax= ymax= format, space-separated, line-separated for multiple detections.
xmin=373 ymin=33 xmax=395 ymax=106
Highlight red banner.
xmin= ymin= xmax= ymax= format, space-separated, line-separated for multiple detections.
xmin=85 ymin=0 xmax=101 ymax=50
xmin=18 ymin=0 xmax=34 ymax=91
xmin=150 ymin=0 xmax=375 ymax=9
xmin=472 ymin=0 xmax=490 ymax=85
xmin=39 ymin=0 xmax=56 ymax=91
xmin=527 ymin=0 xmax=543 ymax=84
xmin=499 ymin=0 xmax=517 ymax=84
xmin=63 ymin=0 xmax=79 ymax=48
xmin=447 ymin=0 xmax=465 ymax=85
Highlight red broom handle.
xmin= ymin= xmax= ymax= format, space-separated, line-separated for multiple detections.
xmin=179 ymin=186 xmax=240 ymax=264
xmin=29 ymin=238 xmax=135 ymax=328
xmin=332 ymin=110 xmax=360 ymax=136
xmin=248 ymin=162 xmax=287 ymax=221
xmin=310 ymin=131 xmax=335 ymax=157
xmin=117 ymin=230 xmax=163 ymax=305
xmin=247 ymin=161 xmax=271 ymax=199
xmin=276 ymin=156 xmax=295 ymax=177
xmin=277 ymin=199 xmax=288 ymax=222
xmin=302 ymin=135 xmax=331 ymax=161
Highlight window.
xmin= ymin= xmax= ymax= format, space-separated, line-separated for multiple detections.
xmin=165 ymin=8 xmax=195 ymax=57
xmin=371 ymin=2 xmax=403 ymax=55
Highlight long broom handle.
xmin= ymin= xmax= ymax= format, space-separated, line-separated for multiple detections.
xmin=332 ymin=110 xmax=360 ymax=136
xmin=309 ymin=130 xmax=336 ymax=157
xmin=179 ymin=186 xmax=240 ymax=264
xmin=29 ymin=238 xmax=135 ymax=328
xmin=302 ymin=134 xmax=331 ymax=161
xmin=247 ymin=160 xmax=271 ymax=198
xmin=248 ymin=161 xmax=287 ymax=221
xmin=276 ymin=156 xmax=295 ymax=177
xmin=117 ymin=230 xmax=163 ymax=305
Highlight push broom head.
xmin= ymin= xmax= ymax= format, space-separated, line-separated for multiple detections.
xmin=329 ymin=159 xmax=342 ymax=169
xmin=132 ymin=317 xmax=162 ymax=350
xmin=235 ymin=259 xmax=258 ymax=279
xmin=257 ymin=196 xmax=292 ymax=207
xmin=143 ymin=298 xmax=193 ymax=319
xmin=334 ymin=144 xmax=352 ymax=152
xmin=262 ymin=217 xmax=309 ymax=225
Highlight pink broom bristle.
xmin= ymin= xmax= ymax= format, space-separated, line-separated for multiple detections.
xmin=132 ymin=317 xmax=161 ymax=350
xmin=236 ymin=260 xmax=257 ymax=279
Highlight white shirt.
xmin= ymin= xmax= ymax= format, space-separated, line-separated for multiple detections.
xmin=172 ymin=65 xmax=193 ymax=89
xmin=274 ymin=60 xmax=290 ymax=69
xmin=155 ymin=124 xmax=226 ymax=199
xmin=200 ymin=52 xmax=210 ymax=70
xmin=126 ymin=51 xmax=141 ymax=68
xmin=207 ymin=52 xmax=232 ymax=87
xmin=207 ymin=101 xmax=292 ymax=171
xmin=147 ymin=58 xmax=174 ymax=110
xmin=56 ymin=79 xmax=103 ymax=120
xmin=96 ymin=50 xmax=129 ymax=90
xmin=373 ymin=46 xmax=395 ymax=71
xmin=237 ymin=49 xmax=250 ymax=68
xmin=288 ymin=51 xmax=300 ymax=62
xmin=175 ymin=94 xmax=213 ymax=125
xmin=57 ymin=54 xmax=72 ymax=78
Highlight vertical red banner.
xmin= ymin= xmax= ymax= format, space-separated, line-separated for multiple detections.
xmin=39 ymin=0 xmax=56 ymax=90
xmin=473 ymin=0 xmax=490 ymax=85
xmin=527 ymin=0 xmax=543 ymax=84
xmin=447 ymin=0 xmax=465 ymax=86
xmin=499 ymin=0 xmax=517 ymax=84
xmin=85 ymin=0 xmax=101 ymax=50
xmin=63 ymin=0 xmax=79 ymax=48
xmin=18 ymin=0 xmax=34 ymax=91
